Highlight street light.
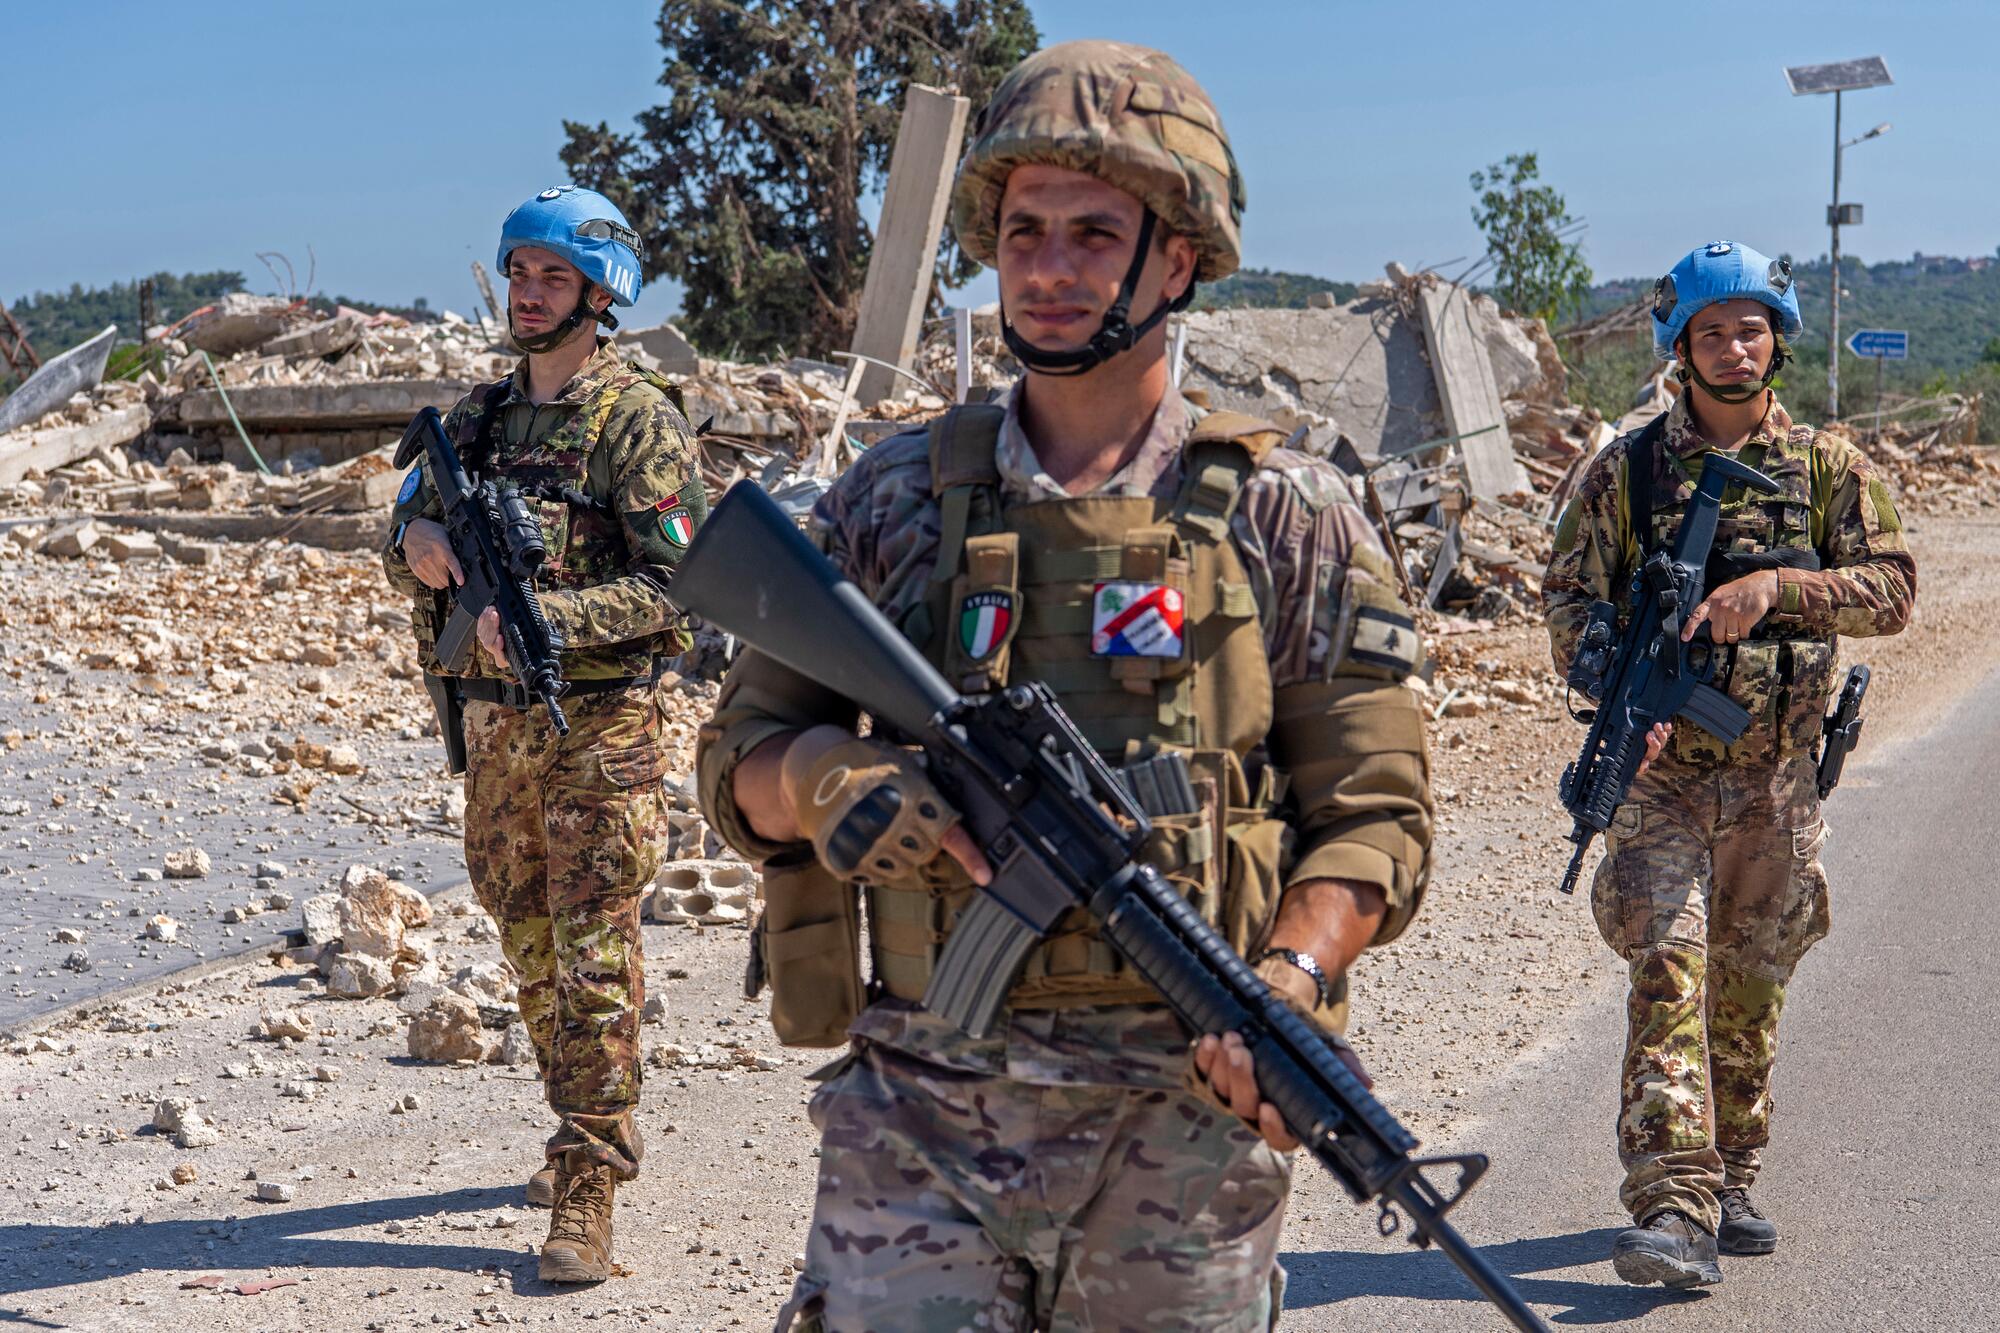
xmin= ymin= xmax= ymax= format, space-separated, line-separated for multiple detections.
xmin=1785 ymin=56 xmax=1894 ymax=421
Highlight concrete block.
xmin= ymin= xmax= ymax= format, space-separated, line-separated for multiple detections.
xmin=850 ymin=84 xmax=970 ymax=404
xmin=625 ymin=323 xmax=699 ymax=377
xmin=0 ymin=404 xmax=153 ymax=486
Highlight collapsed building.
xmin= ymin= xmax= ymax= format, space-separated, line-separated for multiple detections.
xmin=2 ymin=269 xmax=1989 ymax=636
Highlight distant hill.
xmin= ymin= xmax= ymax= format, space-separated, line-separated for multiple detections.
xmin=1193 ymin=266 xmax=1359 ymax=311
xmin=1579 ymin=252 xmax=2000 ymax=374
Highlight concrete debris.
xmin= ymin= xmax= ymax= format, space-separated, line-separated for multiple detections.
xmin=325 ymin=951 xmax=396 ymax=999
xmin=447 ymin=960 xmax=517 ymax=1009
xmin=152 ymin=1097 xmax=220 ymax=1149
xmin=162 ymin=847 xmax=211 ymax=879
xmin=333 ymin=865 xmax=422 ymax=960
xmin=649 ymin=859 xmax=757 ymax=927
xmin=254 ymin=1179 xmax=296 ymax=1203
xmin=495 ymin=1022 xmax=536 ymax=1067
xmin=258 ymin=1006 xmax=315 ymax=1041
xmin=406 ymin=991 xmax=487 ymax=1063
xmin=143 ymin=914 xmax=180 ymax=942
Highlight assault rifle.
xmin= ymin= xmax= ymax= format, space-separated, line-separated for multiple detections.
xmin=394 ymin=405 xmax=570 ymax=772
xmin=1556 ymin=451 xmax=1782 ymax=894
xmin=673 ymin=482 xmax=1552 ymax=1333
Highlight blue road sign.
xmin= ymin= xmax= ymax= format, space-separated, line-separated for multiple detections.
xmin=1846 ymin=328 xmax=1909 ymax=359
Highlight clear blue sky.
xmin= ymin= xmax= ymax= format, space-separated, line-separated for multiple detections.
xmin=7 ymin=0 xmax=1993 ymax=334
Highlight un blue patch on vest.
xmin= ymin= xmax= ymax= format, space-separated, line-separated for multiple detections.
xmin=396 ymin=468 xmax=422 ymax=505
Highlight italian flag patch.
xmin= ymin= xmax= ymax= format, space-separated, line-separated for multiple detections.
xmin=958 ymin=590 xmax=1014 ymax=661
xmin=657 ymin=501 xmax=693 ymax=546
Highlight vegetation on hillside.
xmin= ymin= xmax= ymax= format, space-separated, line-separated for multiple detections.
xmin=1566 ymin=252 xmax=2000 ymax=436
xmin=1191 ymin=267 xmax=1358 ymax=311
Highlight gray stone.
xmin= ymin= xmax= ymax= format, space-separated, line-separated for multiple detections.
xmin=325 ymin=951 xmax=395 ymax=999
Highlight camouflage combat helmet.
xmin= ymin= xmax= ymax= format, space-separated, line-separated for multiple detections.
xmin=951 ymin=40 xmax=1245 ymax=374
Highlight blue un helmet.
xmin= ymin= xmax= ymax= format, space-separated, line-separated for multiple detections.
xmin=497 ymin=186 xmax=646 ymax=349
xmin=1650 ymin=241 xmax=1803 ymax=402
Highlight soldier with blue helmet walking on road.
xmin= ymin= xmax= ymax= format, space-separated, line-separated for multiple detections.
xmin=382 ymin=185 xmax=705 ymax=1283
xmin=1544 ymin=241 xmax=1915 ymax=1288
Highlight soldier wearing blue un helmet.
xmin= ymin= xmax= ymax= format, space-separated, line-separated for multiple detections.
xmin=496 ymin=185 xmax=647 ymax=351
xmin=1651 ymin=240 xmax=1805 ymax=402
xmin=1546 ymin=240 xmax=1915 ymax=1289
xmin=383 ymin=185 xmax=704 ymax=1285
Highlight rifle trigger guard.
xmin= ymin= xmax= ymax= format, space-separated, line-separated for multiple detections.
xmin=1398 ymin=1152 xmax=1492 ymax=1247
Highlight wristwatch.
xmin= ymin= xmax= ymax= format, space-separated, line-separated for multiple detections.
xmin=1253 ymin=947 xmax=1333 ymax=1009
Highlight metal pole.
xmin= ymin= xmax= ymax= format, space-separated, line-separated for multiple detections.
xmin=1873 ymin=353 xmax=1885 ymax=441
xmin=1828 ymin=90 xmax=1843 ymax=420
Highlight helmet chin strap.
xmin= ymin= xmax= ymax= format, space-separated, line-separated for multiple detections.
xmin=512 ymin=289 xmax=617 ymax=354
xmin=1676 ymin=337 xmax=1787 ymax=405
xmin=1001 ymin=210 xmax=1194 ymax=377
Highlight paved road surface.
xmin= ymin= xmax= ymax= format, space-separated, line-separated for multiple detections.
xmin=1281 ymin=669 xmax=2000 ymax=1331
xmin=0 ymin=677 xmax=456 ymax=1032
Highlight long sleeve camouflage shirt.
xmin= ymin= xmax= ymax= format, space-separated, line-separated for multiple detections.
xmin=1545 ymin=393 xmax=1916 ymax=678
xmin=381 ymin=339 xmax=705 ymax=680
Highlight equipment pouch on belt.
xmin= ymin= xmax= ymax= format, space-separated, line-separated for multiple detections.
xmin=422 ymin=673 xmax=469 ymax=777
xmin=745 ymin=851 xmax=864 ymax=1048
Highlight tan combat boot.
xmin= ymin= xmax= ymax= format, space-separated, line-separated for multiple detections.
xmin=525 ymin=1164 xmax=558 ymax=1208
xmin=538 ymin=1153 xmax=616 ymax=1283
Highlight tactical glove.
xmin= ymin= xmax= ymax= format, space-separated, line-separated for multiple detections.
xmin=781 ymin=736 xmax=961 ymax=883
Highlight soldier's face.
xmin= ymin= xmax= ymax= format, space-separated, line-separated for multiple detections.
xmin=1684 ymin=299 xmax=1775 ymax=387
xmin=507 ymin=248 xmax=608 ymax=340
xmin=995 ymin=165 xmax=1195 ymax=353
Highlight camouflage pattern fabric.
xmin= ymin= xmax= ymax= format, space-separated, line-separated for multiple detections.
xmin=951 ymin=40 xmax=1245 ymax=283
xmin=1547 ymin=390 xmax=1911 ymax=1232
xmin=1591 ymin=746 xmax=1831 ymax=1232
xmin=1547 ymin=393 xmax=1915 ymax=676
xmin=773 ymin=1034 xmax=1289 ymax=1333
xmin=462 ymin=684 xmax=667 ymax=1181
xmin=382 ymin=337 xmax=707 ymax=681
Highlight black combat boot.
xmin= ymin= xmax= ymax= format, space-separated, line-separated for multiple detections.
xmin=1716 ymin=1187 xmax=1779 ymax=1255
xmin=1612 ymin=1208 xmax=1724 ymax=1288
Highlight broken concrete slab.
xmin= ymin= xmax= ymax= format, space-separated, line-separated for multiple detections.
xmin=1180 ymin=299 xmax=1441 ymax=461
xmin=264 ymin=312 xmax=367 ymax=361
xmin=0 ymin=325 xmax=118 ymax=435
xmin=1415 ymin=281 xmax=1531 ymax=500
xmin=180 ymin=294 xmax=305 ymax=357
xmin=37 ymin=518 xmax=99 ymax=558
xmin=99 ymin=530 xmax=162 ymax=562
xmin=0 ymin=404 xmax=151 ymax=486
xmin=623 ymin=323 xmax=699 ymax=377
xmin=175 ymin=379 xmax=468 ymax=432
xmin=90 ymin=510 xmax=388 ymax=553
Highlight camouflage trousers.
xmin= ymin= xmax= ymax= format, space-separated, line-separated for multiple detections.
xmin=463 ymin=684 xmax=667 ymax=1180
xmin=775 ymin=1038 xmax=1292 ymax=1333
xmin=1590 ymin=747 xmax=1831 ymax=1232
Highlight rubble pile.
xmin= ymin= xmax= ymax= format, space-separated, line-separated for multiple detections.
xmin=1854 ymin=392 xmax=1996 ymax=513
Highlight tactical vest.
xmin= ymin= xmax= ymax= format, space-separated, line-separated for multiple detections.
xmin=1626 ymin=418 xmax=1838 ymax=764
xmin=867 ymin=403 xmax=1310 ymax=1012
xmin=410 ymin=361 xmax=692 ymax=679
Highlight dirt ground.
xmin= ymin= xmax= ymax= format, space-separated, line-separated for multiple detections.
xmin=0 ymin=510 xmax=1990 ymax=1332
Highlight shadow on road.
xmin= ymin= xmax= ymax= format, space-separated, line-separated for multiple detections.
xmin=1284 ymin=1228 xmax=1711 ymax=1325
xmin=0 ymin=1187 xmax=528 ymax=1302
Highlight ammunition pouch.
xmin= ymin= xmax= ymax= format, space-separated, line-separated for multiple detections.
xmin=866 ymin=746 xmax=1294 ymax=1013
xmin=745 ymin=851 xmax=865 ymax=1048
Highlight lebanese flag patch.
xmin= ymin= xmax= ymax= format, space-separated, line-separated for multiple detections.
xmin=1092 ymin=581 xmax=1185 ymax=658
xmin=958 ymin=590 xmax=1014 ymax=661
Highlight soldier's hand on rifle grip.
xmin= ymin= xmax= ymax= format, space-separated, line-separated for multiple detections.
xmin=773 ymin=730 xmax=992 ymax=886
xmin=476 ymin=606 xmax=506 ymax=671
xmin=401 ymin=518 xmax=464 ymax=591
xmin=1682 ymin=569 xmax=1780 ymax=644
xmin=1636 ymin=721 xmax=1672 ymax=778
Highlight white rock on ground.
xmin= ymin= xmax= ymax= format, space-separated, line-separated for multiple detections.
xmin=406 ymin=992 xmax=486 ymax=1063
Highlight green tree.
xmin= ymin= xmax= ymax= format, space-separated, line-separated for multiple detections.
xmin=1469 ymin=152 xmax=1592 ymax=325
xmin=560 ymin=0 xmax=1037 ymax=360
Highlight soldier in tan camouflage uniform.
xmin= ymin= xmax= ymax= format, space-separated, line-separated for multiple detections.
xmin=695 ymin=42 xmax=1434 ymax=1331
xmin=1544 ymin=240 xmax=1914 ymax=1288
xmin=382 ymin=186 xmax=705 ymax=1283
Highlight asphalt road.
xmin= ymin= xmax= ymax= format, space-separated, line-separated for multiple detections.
xmin=1281 ymin=669 xmax=2000 ymax=1331
xmin=0 ymin=675 xmax=456 ymax=1033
